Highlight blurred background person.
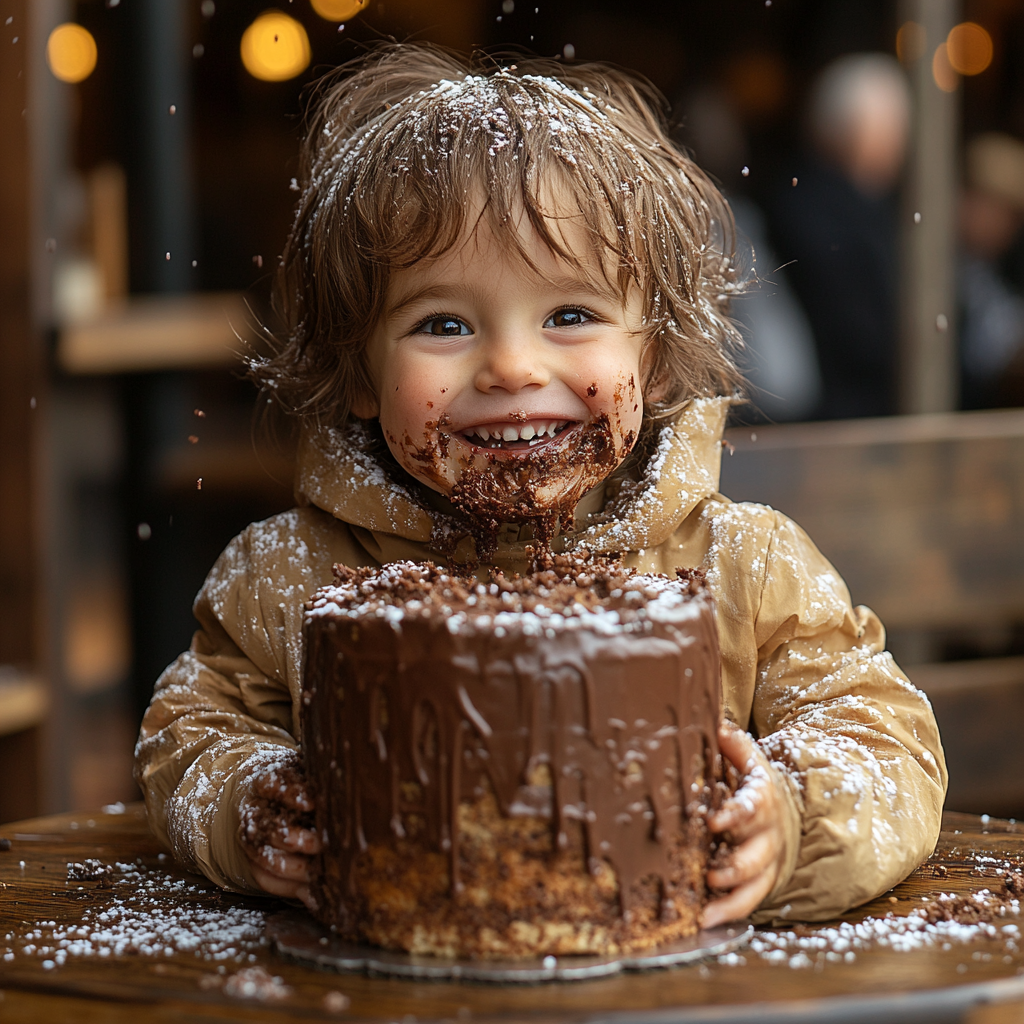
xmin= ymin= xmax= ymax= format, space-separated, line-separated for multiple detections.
xmin=769 ymin=54 xmax=911 ymax=420
xmin=681 ymin=87 xmax=821 ymax=423
xmin=959 ymin=132 xmax=1024 ymax=409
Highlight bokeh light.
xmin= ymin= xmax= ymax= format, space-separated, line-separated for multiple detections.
xmin=240 ymin=11 xmax=311 ymax=82
xmin=896 ymin=21 xmax=926 ymax=65
xmin=724 ymin=51 xmax=788 ymax=119
xmin=932 ymin=43 xmax=958 ymax=93
xmin=46 ymin=23 xmax=98 ymax=84
xmin=310 ymin=0 xmax=370 ymax=21
xmin=947 ymin=22 xmax=993 ymax=76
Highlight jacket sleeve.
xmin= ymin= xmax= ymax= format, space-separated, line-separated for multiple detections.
xmin=134 ymin=508 xmax=349 ymax=893
xmin=748 ymin=512 xmax=948 ymax=922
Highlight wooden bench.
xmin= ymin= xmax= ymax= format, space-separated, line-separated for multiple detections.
xmin=721 ymin=408 xmax=1024 ymax=818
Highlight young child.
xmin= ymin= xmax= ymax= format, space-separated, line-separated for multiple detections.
xmin=135 ymin=44 xmax=947 ymax=928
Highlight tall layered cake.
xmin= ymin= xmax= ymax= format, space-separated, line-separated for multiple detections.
xmin=301 ymin=556 xmax=722 ymax=958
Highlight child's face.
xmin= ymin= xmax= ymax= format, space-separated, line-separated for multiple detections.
xmin=354 ymin=204 xmax=646 ymax=513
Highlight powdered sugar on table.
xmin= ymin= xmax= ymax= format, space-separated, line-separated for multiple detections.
xmin=3 ymin=860 xmax=266 ymax=970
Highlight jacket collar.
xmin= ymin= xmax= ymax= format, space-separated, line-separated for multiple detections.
xmin=295 ymin=396 xmax=731 ymax=554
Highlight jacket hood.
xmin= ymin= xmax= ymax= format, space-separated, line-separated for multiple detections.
xmin=295 ymin=396 xmax=731 ymax=556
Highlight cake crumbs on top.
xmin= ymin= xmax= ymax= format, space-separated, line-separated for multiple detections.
xmin=305 ymin=552 xmax=709 ymax=632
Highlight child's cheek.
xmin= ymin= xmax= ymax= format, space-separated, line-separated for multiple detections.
xmin=598 ymin=372 xmax=642 ymax=455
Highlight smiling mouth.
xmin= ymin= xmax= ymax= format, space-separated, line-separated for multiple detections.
xmin=457 ymin=419 xmax=578 ymax=451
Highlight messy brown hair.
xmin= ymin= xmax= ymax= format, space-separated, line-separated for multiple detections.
xmin=251 ymin=43 xmax=744 ymax=430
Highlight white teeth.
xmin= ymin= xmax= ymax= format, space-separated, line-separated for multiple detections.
xmin=464 ymin=420 xmax=572 ymax=445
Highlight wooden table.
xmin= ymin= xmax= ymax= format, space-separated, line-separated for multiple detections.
xmin=2 ymin=807 xmax=1024 ymax=1023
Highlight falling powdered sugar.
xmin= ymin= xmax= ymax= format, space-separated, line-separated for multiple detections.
xmin=200 ymin=964 xmax=293 ymax=1002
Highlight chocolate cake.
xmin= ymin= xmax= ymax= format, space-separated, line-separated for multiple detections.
xmin=300 ymin=556 xmax=722 ymax=958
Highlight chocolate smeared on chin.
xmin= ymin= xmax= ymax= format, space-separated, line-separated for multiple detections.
xmin=448 ymin=414 xmax=622 ymax=565
xmin=301 ymin=555 xmax=723 ymax=957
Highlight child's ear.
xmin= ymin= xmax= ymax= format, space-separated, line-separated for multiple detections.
xmin=640 ymin=346 xmax=670 ymax=404
xmin=644 ymin=374 xmax=670 ymax=404
xmin=351 ymin=395 xmax=380 ymax=419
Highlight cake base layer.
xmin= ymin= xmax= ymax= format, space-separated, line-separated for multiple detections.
xmin=342 ymin=789 xmax=709 ymax=958
xmin=266 ymin=911 xmax=753 ymax=982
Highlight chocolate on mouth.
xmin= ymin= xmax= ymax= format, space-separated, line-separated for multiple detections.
xmin=457 ymin=420 xmax=578 ymax=452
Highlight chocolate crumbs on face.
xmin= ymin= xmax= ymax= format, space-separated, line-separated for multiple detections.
xmin=448 ymin=415 xmax=621 ymax=565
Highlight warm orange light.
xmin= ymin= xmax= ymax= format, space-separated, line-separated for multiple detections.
xmin=932 ymin=43 xmax=958 ymax=93
xmin=46 ymin=23 xmax=98 ymax=83
xmin=896 ymin=21 xmax=926 ymax=64
xmin=240 ymin=11 xmax=310 ymax=82
xmin=947 ymin=22 xmax=993 ymax=76
xmin=724 ymin=51 xmax=787 ymax=118
xmin=310 ymin=0 xmax=370 ymax=21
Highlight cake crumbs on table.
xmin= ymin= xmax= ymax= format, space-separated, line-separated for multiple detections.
xmin=717 ymin=876 xmax=1024 ymax=969
xmin=7 ymin=848 xmax=1024 ymax=980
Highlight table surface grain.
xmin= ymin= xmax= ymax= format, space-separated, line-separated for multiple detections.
xmin=2 ymin=806 xmax=1024 ymax=1023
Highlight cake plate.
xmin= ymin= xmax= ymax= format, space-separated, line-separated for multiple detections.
xmin=266 ymin=910 xmax=753 ymax=983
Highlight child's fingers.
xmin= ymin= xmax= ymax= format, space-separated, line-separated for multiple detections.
xmin=707 ymin=788 xmax=755 ymax=834
xmin=276 ymin=782 xmax=315 ymax=814
xmin=708 ymin=724 xmax=778 ymax=836
xmin=705 ymin=829 xmax=778 ymax=891
xmin=249 ymin=862 xmax=312 ymax=903
xmin=700 ymin=866 xmax=777 ymax=930
xmin=267 ymin=825 xmax=322 ymax=855
xmin=252 ymin=769 xmax=316 ymax=813
xmin=709 ymin=769 xmax=780 ymax=838
xmin=708 ymin=766 xmax=772 ymax=833
xmin=244 ymin=806 xmax=322 ymax=853
xmin=717 ymin=721 xmax=759 ymax=774
xmin=250 ymin=843 xmax=313 ymax=883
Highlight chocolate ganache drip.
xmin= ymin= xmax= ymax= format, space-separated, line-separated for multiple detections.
xmin=301 ymin=556 xmax=722 ymax=925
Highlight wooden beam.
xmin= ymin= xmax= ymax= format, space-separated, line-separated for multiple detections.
xmin=898 ymin=0 xmax=960 ymax=413
xmin=0 ymin=0 xmax=40 ymax=667
xmin=57 ymin=292 xmax=251 ymax=374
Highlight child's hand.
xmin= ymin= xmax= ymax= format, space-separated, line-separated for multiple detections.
xmin=238 ymin=762 xmax=321 ymax=910
xmin=701 ymin=721 xmax=786 ymax=929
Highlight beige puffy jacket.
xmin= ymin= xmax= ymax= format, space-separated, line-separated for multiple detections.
xmin=135 ymin=397 xmax=947 ymax=923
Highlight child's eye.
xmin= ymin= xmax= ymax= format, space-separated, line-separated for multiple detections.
xmin=416 ymin=315 xmax=472 ymax=337
xmin=545 ymin=307 xmax=594 ymax=329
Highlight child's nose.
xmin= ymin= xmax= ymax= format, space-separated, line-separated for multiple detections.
xmin=474 ymin=335 xmax=551 ymax=394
